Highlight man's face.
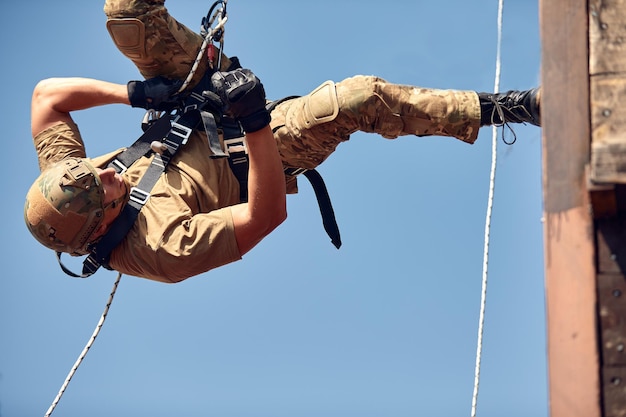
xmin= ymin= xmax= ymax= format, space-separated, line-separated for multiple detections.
xmin=96 ymin=167 xmax=127 ymax=226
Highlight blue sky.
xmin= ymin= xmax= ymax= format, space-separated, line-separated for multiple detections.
xmin=1 ymin=1 xmax=546 ymax=416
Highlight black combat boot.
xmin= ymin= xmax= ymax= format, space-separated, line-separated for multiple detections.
xmin=478 ymin=87 xmax=541 ymax=127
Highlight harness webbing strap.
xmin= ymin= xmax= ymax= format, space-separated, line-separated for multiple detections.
xmin=221 ymin=116 xmax=248 ymax=201
xmin=302 ymin=169 xmax=341 ymax=249
xmin=82 ymin=110 xmax=199 ymax=277
xmin=285 ymin=167 xmax=342 ymax=249
xmin=112 ymin=114 xmax=173 ymax=172
xmin=201 ymin=110 xmax=226 ymax=157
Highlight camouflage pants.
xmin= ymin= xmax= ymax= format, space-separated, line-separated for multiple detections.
xmin=271 ymin=77 xmax=480 ymax=172
xmin=103 ymin=0 xmax=225 ymax=88
xmin=103 ymin=0 xmax=481 ymax=176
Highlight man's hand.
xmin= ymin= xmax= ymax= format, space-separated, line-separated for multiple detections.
xmin=127 ymin=76 xmax=183 ymax=111
xmin=210 ymin=69 xmax=271 ymax=133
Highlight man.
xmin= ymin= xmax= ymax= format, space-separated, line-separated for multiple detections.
xmin=24 ymin=0 xmax=540 ymax=283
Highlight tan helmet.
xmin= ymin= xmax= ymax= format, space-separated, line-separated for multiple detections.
xmin=24 ymin=158 xmax=106 ymax=256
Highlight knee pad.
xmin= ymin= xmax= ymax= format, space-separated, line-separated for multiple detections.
xmin=302 ymin=81 xmax=339 ymax=128
xmin=106 ymin=18 xmax=147 ymax=60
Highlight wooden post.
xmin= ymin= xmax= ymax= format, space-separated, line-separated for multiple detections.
xmin=540 ymin=0 xmax=602 ymax=416
xmin=542 ymin=0 xmax=626 ymax=415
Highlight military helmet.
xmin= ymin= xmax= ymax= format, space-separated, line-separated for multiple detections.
xmin=24 ymin=158 xmax=105 ymax=256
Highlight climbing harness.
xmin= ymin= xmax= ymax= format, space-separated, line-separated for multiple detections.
xmin=57 ymin=0 xmax=340 ymax=279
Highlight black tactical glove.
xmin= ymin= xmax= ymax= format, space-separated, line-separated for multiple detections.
xmin=127 ymin=76 xmax=183 ymax=111
xmin=210 ymin=68 xmax=271 ymax=133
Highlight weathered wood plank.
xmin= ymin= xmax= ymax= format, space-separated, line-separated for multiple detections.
xmin=540 ymin=0 xmax=601 ymax=416
xmin=589 ymin=0 xmax=626 ymax=75
xmin=598 ymin=273 xmax=626 ymax=365
xmin=590 ymin=0 xmax=626 ymax=184
xmin=603 ymin=366 xmax=626 ymax=417
xmin=596 ymin=215 xmax=626 ymax=274
xmin=591 ymin=77 xmax=626 ymax=183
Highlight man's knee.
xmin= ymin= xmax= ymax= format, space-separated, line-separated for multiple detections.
xmin=336 ymin=75 xmax=386 ymax=111
xmin=103 ymin=0 xmax=165 ymax=60
xmin=106 ymin=18 xmax=147 ymax=60
xmin=103 ymin=0 xmax=165 ymax=18
xmin=336 ymin=75 xmax=404 ymax=138
xmin=298 ymin=80 xmax=340 ymax=129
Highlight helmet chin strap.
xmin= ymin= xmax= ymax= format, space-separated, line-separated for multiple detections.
xmin=103 ymin=183 xmax=130 ymax=213
xmin=90 ymin=179 xmax=131 ymax=243
xmin=101 ymin=175 xmax=131 ymax=219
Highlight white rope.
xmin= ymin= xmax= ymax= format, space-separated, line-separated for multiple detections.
xmin=178 ymin=3 xmax=228 ymax=93
xmin=470 ymin=0 xmax=504 ymax=415
xmin=44 ymin=273 xmax=123 ymax=417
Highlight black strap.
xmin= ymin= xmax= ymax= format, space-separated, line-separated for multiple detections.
xmin=285 ymin=167 xmax=342 ymax=249
xmin=266 ymin=95 xmax=300 ymax=113
xmin=303 ymin=169 xmax=342 ymax=249
xmin=220 ymin=116 xmax=248 ymax=201
xmin=80 ymin=110 xmax=199 ymax=277
xmin=111 ymin=115 xmax=173 ymax=172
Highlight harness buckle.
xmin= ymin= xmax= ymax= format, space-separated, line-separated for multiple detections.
xmin=141 ymin=109 xmax=165 ymax=132
xmin=223 ymin=137 xmax=248 ymax=155
xmin=285 ymin=167 xmax=308 ymax=176
xmin=129 ymin=187 xmax=151 ymax=205
xmin=170 ymin=121 xmax=194 ymax=145
xmin=111 ymin=159 xmax=128 ymax=174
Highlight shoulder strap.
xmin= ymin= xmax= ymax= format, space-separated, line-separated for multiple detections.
xmin=79 ymin=110 xmax=200 ymax=277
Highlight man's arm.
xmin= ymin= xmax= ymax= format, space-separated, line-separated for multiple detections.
xmin=211 ymin=69 xmax=287 ymax=255
xmin=229 ymin=125 xmax=287 ymax=255
xmin=31 ymin=77 xmax=130 ymax=137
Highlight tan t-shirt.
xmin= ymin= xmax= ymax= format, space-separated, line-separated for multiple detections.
xmin=34 ymin=120 xmax=242 ymax=283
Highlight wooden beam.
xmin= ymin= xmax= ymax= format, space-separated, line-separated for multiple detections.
xmin=597 ymin=215 xmax=626 ymax=417
xmin=540 ymin=0 xmax=602 ymax=416
xmin=589 ymin=0 xmax=626 ymax=184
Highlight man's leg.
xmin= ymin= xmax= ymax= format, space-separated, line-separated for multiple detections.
xmin=270 ymin=75 xmax=483 ymax=170
xmin=103 ymin=0 xmax=220 ymax=88
xmin=271 ymin=75 xmax=542 ymax=171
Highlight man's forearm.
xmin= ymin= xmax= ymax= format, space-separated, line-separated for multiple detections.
xmin=230 ymin=126 xmax=287 ymax=254
xmin=31 ymin=77 xmax=130 ymax=136
xmin=245 ymin=126 xmax=287 ymax=221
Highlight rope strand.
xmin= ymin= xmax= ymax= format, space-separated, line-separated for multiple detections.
xmin=470 ymin=0 xmax=504 ymax=415
xmin=44 ymin=273 xmax=123 ymax=417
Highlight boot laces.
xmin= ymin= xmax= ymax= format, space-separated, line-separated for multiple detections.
xmin=488 ymin=95 xmax=535 ymax=145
